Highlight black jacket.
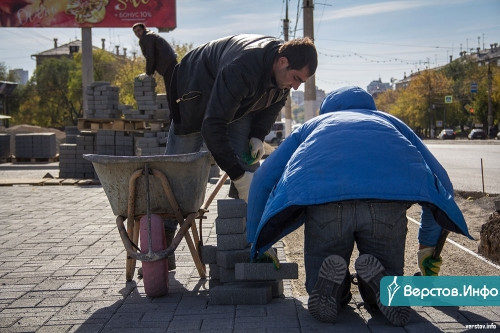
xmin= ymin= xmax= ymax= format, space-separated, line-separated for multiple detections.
xmin=171 ymin=34 xmax=289 ymax=180
xmin=139 ymin=29 xmax=177 ymax=76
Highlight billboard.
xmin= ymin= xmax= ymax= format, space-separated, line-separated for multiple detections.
xmin=0 ymin=0 xmax=176 ymax=29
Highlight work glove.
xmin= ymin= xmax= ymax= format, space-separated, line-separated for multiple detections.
xmin=136 ymin=73 xmax=148 ymax=80
xmin=232 ymin=171 xmax=253 ymax=203
xmin=241 ymin=138 xmax=265 ymax=165
xmin=249 ymin=137 xmax=264 ymax=162
xmin=254 ymin=248 xmax=280 ymax=270
xmin=417 ymin=247 xmax=442 ymax=276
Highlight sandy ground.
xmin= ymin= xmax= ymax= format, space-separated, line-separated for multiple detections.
xmin=282 ymin=191 xmax=500 ymax=297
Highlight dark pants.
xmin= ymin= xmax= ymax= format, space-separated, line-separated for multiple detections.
xmin=163 ymin=60 xmax=177 ymax=106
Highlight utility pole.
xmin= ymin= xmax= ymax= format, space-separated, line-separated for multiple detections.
xmin=81 ymin=27 xmax=93 ymax=118
xmin=487 ymin=60 xmax=493 ymax=137
xmin=283 ymin=0 xmax=293 ymax=137
xmin=303 ymin=0 xmax=316 ymax=121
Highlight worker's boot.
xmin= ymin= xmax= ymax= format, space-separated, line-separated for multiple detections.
xmin=308 ymin=255 xmax=350 ymax=323
xmin=355 ymin=254 xmax=411 ymax=326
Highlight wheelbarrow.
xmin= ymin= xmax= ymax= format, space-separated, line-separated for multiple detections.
xmin=84 ymin=152 xmax=228 ymax=296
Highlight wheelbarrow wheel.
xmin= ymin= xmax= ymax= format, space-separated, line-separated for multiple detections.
xmin=140 ymin=214 xmax=169 ymax=297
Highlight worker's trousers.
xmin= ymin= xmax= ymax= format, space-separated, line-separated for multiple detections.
xmin=304 ymin=200 xmax=411 ymax=294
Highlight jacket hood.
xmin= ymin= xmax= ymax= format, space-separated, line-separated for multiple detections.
xmin=320 ymin=86 xmax=376 ymax=114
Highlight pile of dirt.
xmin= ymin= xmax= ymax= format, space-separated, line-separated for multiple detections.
xmin=478 ymin=211 xmax=500 ymax=264
xmin=1 ymin=124 xmax=66 ymax=140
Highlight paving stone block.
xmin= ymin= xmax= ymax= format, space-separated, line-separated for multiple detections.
xmin=209 ymin=264 xmax=220 ymax=279
xmin=217 ymin=199 xmax=247 ymax=218
xmin=208 ymin=278 xmax=222 ymax=289
xmin=217 ymin=233 xmax=249 ymax=251
xmin=224 ymin=280 xmax=284 ymax=298
xmin=235 ymin=262 xmax=298 ymax=281
xmin=209 ymin=283 xmax=272 ymax=305
xmin=216 ymin=247 xmax=251 ymax=268
xmin=200 ymin=245 xmax=217 ymax=264
xmin=219 ymin=266 xmax=236 ymax=283
xmin=215 ymin=216 xmax=246 ymax=234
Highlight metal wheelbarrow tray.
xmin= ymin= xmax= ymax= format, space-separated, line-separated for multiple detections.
xmin=84 ymin=152 xmax=212 ymax=281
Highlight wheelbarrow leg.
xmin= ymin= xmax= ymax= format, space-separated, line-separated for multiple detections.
xmin=125 ymin=217 xmax=136 ymax=281
xmin=125 ymin=169 xmax=143 ymax=281
xmin=183 ymin=213 xmax=206 ymax=278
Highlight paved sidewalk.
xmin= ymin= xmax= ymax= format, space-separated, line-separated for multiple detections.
xmin=0 ymin=166 xmax=499 ymax=332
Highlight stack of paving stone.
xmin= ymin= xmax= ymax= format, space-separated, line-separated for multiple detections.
xmin=155 ymin=93 xmax=170 ymax=120
xmin=0 ymin=133 xmax=11 ymax=161
xmin=95 ymin=130 xmax=134 ymax=156
xmin=95 ymin=129 xmax=115 ymax=155
xmin=14 ymin=133 xmax=57 ymax=159
xmin=115 ymin=131 xmax=135 ymax=156
xmin=203 ymin=199 xmax=298 ymax=305
xmin=64 ymin=126 xmax=80 ymax=144
xmin=122 ymin=75 xmax=157 ymax=120
xmin=135 ymin=131 xmax=167 ymax=156
xmin=85 ymin=82 xmax=120 ymax=119
xmin=59 ymin=131 xmax=96 ymax=179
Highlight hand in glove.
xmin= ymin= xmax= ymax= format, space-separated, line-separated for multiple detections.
xmin=417 ymin=247 xmax=442 ymax=276
xmin=241 ymin=138 xmax=264 ymax=165
xmin=249 ymin=137 xmax=264 ymax=162
xmin=232 ymin=171 xmax=253 ymax=203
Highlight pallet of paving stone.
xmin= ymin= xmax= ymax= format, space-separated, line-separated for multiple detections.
xmin=77 ymin=118 xmax=115 ymax=131
xmin=12 ymin=154 xmax=59 ymax=163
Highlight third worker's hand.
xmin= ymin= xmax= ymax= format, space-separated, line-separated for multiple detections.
xmin=249 ymin=137 xmax=264 ymax=164
xmin=232 ymin=171 xmax=254 ymax=203
xmin=417 ymin=247 xmax=442 ymax=276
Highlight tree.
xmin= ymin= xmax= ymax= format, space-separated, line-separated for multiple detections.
xmin=28 ymin=57 xmax=78 ymax=127
xmin=0 ymin=62 xmax=8 ymax=80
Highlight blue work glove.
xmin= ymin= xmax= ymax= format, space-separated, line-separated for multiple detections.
xmin=417 ymin=247 xmax=442 ymax=276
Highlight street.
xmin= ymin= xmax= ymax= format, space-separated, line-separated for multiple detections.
xmin=425 ymin=140 xmax=500 ymax=194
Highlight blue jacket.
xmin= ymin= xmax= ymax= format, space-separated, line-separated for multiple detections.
xmin=246 ymin=86 xmax=472 ymax=258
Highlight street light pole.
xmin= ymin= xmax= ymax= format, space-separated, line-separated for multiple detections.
xmin=283 ymin=0 xmax=292 ymax=137
xmin=303 ymin=0 xmax=316 ymax=121
xmin=487 ymin=61 xmax=493 ymax=137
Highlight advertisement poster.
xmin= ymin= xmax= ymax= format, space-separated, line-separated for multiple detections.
xmin=0 ymin=0 xmax=176 ymax=29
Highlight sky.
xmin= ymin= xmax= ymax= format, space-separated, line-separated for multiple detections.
xmin=0 ymin=0 xmax=499 ymax=94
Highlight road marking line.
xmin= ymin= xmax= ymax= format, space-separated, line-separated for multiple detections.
xmin=408 ymin=216 xmax=500 ymax=271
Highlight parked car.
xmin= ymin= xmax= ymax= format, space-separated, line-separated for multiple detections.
xmin=264 ymin=122 xmax=284 ymax=145
xmin=468 ymin=128 xmax=486 ymax=140
xmin=437 ymin=129 xmax=456 ymax=140
xmin=291 ymin=123 xmax=301 ymax=132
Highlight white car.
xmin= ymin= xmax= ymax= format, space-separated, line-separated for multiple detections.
xmin=264 ymin=122 xmax=284 ymax=145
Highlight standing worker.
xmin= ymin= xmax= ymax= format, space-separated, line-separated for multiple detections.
xmin=132 ymin=23 xmax=177 ymax=104
xmin=246 ymin=86 xmax=472 ymax=326
xmin=167 ymin=34 xmax=317 ymax=202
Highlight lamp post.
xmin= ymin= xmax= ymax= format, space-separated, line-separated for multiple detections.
xmin=487 ymin=61 xmax=493 ymax=137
